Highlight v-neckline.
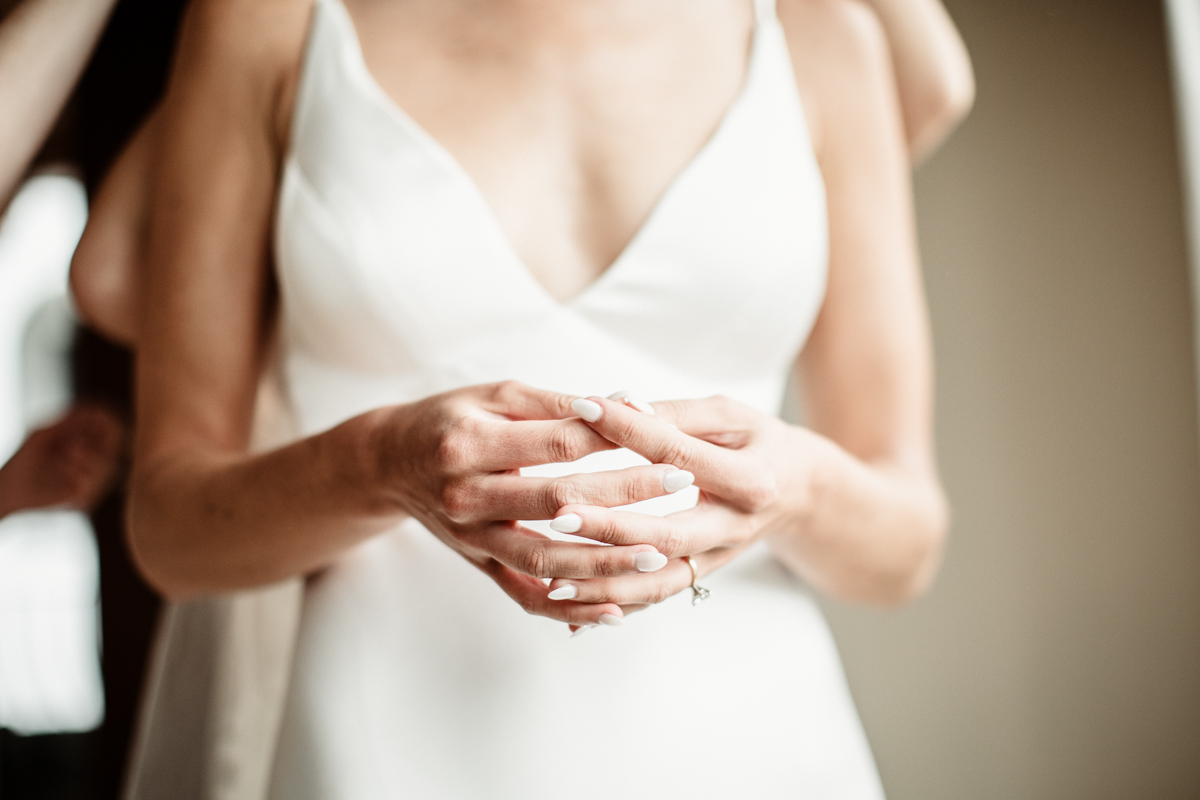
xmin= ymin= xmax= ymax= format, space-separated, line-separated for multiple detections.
xmin=326 ymin=0 xmax=765 ymax=308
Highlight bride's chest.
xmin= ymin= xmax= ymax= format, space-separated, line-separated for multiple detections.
xmin=273 ymin=0 xmax=827 ymax=390
xmin=344 ymin=0 xmax=754 ymax=302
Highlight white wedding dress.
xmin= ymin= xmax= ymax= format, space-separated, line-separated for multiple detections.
xmin=266 ymin=0 xmax=885 ymax=796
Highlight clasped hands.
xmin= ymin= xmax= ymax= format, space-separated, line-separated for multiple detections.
xmin=373 ymin=381 xmax=815 ymax=632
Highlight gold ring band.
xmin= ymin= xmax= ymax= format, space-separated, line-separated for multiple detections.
xmin=686 ymin=556 xmax=711 ymax=606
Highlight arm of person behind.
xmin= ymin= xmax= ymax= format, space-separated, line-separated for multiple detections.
xmin=863 ymin=0 xmax=974 ymax=162
xmin=0 ymin=404 xmax=123 ymax=519
xmin=0 ymin=0 xmax=119 ymax=207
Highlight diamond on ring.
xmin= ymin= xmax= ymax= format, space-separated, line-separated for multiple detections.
xmin=686 ymin=556 xmax=711 ymax=605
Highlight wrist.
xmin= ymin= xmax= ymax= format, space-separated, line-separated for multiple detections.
xmin=347 ymin=405 xmax=411 ymax=517
xmin=780 ymin=424 xmax=829 ymax=531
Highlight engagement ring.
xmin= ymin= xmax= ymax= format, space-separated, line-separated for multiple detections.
xmin=686 ymin=556 xmax=711 ymax=605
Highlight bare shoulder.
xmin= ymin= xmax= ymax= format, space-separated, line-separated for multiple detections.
xmin=775 ymin=0 xmax=896 ymax=158
xmin=167 ymin=0 xmax=314 ymax=142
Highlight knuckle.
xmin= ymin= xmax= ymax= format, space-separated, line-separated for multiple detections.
xmin=658 ymin=439 xmax=695 ymax=472
xmin=589 ymin=584 xmax=619 ymax=604
xmin=548 ymin=478 xmax=578 ymax=510
xmin=615 ymin=473 xmax=650 ymax=506
xmin=584 ymin=588 xmax=611 ymax=605
xmin=517 ymin=591 xmax=539 ymax=616
xmin=739 ymin=470 xmax=779 ymax=512
xmin=435 ymin=422 xmax=475 ymax=473
xmin=660 ymin=400 xmax=689 ymax=428
xmin=712 ymin=394 xmax=736 ymax=413
xmin=551 ymin=393 xmax=576 ymax=418
xmin=596 ymin=555 xmax=624 ymax=578
xmin=521 ymin=544 xmax=551 ymax=578
xmin=595 ymin=516 xmax=624 ymax=545
xmin=546 ymin=427 xmax=586 ymax=463
xmin=613 ymin=414 xmax=643 ymax=443
xmin=647 ymin=579 xmax=675 ymax=605
xmin=491 ymin=380 xmax=530 ymax=410
xmin=658 ymin=526 xmax=688 ymax=557
xmin=440 ymin=481 xmax=477 ymax=524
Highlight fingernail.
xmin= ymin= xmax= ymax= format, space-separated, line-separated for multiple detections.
xmin=571 ymin=398 xmax=603 ymax=423
xmin=607 ymin=390 xmax=655 ymax=415
xmin=550 ymin=513 xmax=582 ymax=533
xmin=635 ymin=550 xmax=668 ymax=573
xmin=570 ymin=625 xmax=595 ymax=638
xmin=662 ymin=469 xmax=695 ymax=493
xmin=624 ymin=396 xmax=656 ymax=415
xmin=548 ymin=584 xmax=577 ymax=601
xmin=598 ymin=613 xmax=623 ymax=627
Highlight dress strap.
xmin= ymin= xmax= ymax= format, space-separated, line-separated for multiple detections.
xmin=753 ymin=0 xmax=778 ymax=25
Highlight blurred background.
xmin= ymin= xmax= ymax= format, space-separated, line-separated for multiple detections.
xmin=0 ymin=0 xmax=182 ymax=796
xmin=1 ymin=0 xmax=1198 ymax=798
xmin=821 ymin=1 xmax=1200 ymax=798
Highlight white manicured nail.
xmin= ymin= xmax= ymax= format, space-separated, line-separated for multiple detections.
xmin=548 ymin=584 xmax=577 ymax=601
xmin=607 ymin=390 xmax=655 ymax=415
xmin=598 ymin=613 xmax=623 ymax=627
xmin=571 ymin=398 xmax=603 ymax=422
xmin=550 ymin=513 xmax=582 ymax=533
xmin=635 ymin=551 xmax=668 ymax=573
xmin=624 ymin=396 xmax=656 ymax=415
xmin=662 ymin=469 xmax=695 ymax=493
xmin=570 ymin=625 xmax=595 ymax=638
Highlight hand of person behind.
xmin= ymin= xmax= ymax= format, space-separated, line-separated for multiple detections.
xmin=0 ymin=403 xmax=125 ymax=519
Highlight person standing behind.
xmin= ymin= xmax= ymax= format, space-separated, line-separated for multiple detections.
xmin=0 ymin=0 xmax=117 ymax=202
xmin=0 ymin=0 xmax=123 ymax=523
xmin=0 ymin=0 xmax=184 ymax=796
xmin=865 ymin=0 xmax=974 ymax=162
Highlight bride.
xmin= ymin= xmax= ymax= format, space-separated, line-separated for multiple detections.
xmin=83 ymin=0 xmax=965 ymax=794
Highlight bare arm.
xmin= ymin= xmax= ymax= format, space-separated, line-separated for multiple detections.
xmin=784 ymin=0 xmax=946 ymax=599
xmin=129 ymin=0 xmax=393 ymax=595
xmin=130 ymin=0 xmax=683 ymax=613
xmin=0 ymin=0 xmax=118 ymax=205
xmin=862 ymin=0 xmax=974 ymax=161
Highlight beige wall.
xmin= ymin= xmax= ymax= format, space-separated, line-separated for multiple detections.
xmin=820 ymin=1 xmax=1200 ymax=797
